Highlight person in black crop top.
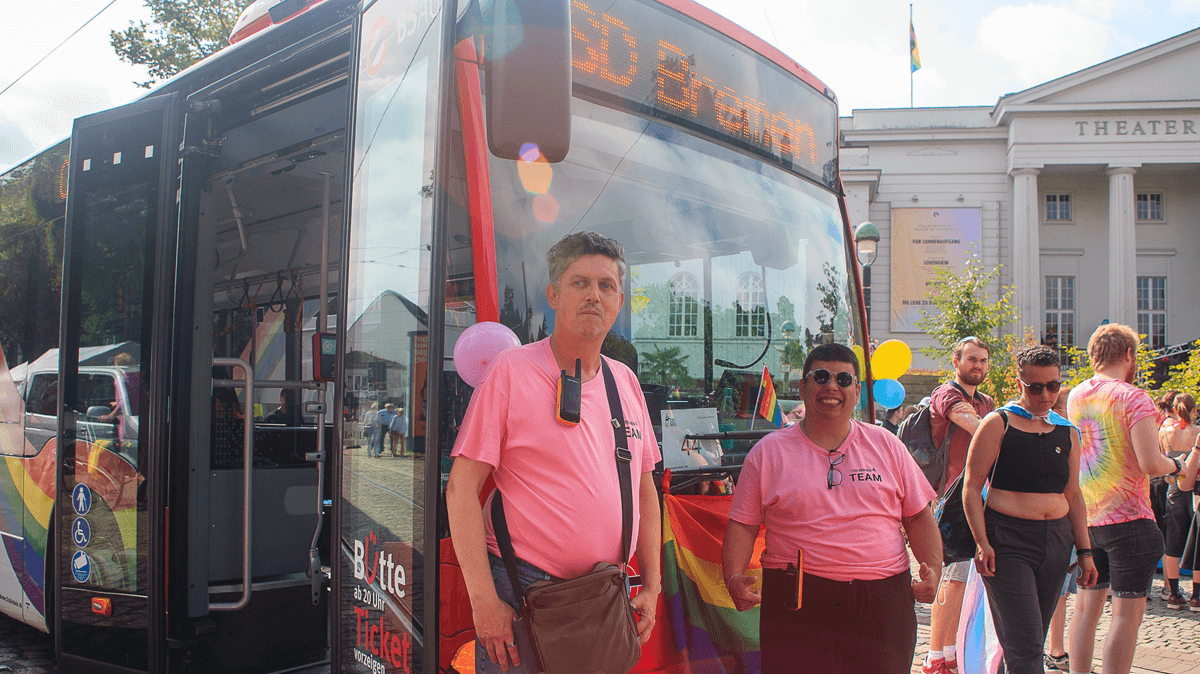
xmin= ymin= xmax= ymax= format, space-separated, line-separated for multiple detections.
xmin=961 ymin=345 xmax=1098 ymax=674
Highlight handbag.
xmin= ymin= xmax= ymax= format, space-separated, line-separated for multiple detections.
xmin=934 ymin=410 xmax=1007 ymax=565
xmin=490 ymin=358 xmax=641 ymax=674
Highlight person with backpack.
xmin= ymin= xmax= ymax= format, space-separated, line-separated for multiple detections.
xmin=921 ymin=336 xmax=995 ymax=674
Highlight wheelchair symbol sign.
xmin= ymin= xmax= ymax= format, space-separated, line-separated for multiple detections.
xmin=71 ymin=484 xmax=91 ymax=515
xmin=71 ymin=551 xmax=91 ymax=583
xmin=72 ymin=518 xmax=91 ymax=548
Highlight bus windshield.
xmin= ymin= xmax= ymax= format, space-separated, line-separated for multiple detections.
xmin=487 ymin=99 xmax=857 ymax=461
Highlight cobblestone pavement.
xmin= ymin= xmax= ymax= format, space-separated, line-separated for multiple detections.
xmin=911 ymin=570 xmax=1200 ymax=674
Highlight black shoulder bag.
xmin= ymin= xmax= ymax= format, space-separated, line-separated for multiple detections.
xmin=490 ymin=358 xmax=642 ymax=674
xmin=934 ymin=410 xmax=1007 ymax=565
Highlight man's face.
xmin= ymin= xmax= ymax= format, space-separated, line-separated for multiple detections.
xmin=546 ymin=254 xmax=625 ymax=341
xmin=799 ymin=359 xmax=860 ymax=426
xmin=952 ymin=343 xmax=990 ymax=386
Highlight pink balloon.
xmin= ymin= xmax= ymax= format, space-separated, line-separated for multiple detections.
xmin=453 ymin=322 xmax=522 ymax=387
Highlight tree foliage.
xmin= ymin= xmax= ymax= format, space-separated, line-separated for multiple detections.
xmin=111 ymin=0 xmax=248 ymax=88
xmin=917 ymin=254 xmax=1022 ymax=403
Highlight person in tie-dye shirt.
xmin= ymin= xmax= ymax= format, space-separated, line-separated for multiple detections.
xmin=1066 ymin=324 xmax=1183 ymax=674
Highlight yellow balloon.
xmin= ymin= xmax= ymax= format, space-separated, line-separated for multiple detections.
xmin=851 ymin=344 xmax=867 ymax=379
xmin=871 ymin=340 xmax=912 ymax=380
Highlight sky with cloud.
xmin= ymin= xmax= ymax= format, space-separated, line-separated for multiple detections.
xmin=1 ymin=0 xmax=1198 ymax=174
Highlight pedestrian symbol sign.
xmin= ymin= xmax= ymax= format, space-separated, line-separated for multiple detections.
xmin=72 ymin=518 xmax=91 ymax=548
xmin=72 ymin=484 xmax=91 ymax=515
xmin=71 ymin=551 xmax=91 ymax=583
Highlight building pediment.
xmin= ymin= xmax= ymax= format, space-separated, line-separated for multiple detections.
xmin=994 ymin=28 xmax=1200 ymax=124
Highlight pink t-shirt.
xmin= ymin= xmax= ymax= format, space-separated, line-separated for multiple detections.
xmin=728 ymin=421 xmax=936 ymax=581
xmin=1068 ymin=377 xmax=1157 ymax=527
xmin=451 ymin=338 xmax=660 ymax=579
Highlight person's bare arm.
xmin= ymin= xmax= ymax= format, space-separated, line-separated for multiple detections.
xmin=1064 ymin=429 xmax=1098 ymax=587
xmin=1130 ymin=416 xmax=1179 ymax=476
xmin=446 ymin=456 xmax=520 ymax=670
xmin=630 ymin=472 xmax=661 ymax=644
xmin=963 ymin=412 xmax=1005 ymax=576
xmin=947 ymin=401 xmax=982 ymax=435
xmin=722 ymin=520 xmax=762 ymax=611
xmin=901 ymin=505 xmax=942 ymax=603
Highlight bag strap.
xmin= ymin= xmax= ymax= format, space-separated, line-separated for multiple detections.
xmin=490 ymin=357 xmax=635 ymax=608
xmin=600 ymin=358 xmax=635 ymax=568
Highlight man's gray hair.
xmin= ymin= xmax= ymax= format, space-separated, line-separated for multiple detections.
xmin=546 ymin=232 xmax=627 ymax=288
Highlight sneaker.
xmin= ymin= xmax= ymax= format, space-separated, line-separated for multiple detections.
xmin=1168 ymin=593 xmax=1187 ymax=609
xmin=921 ymin=657 xmax=948 ymax=674
xmin=1160 ymin=585 xmax=1174 ymax=601
xmin=1190 ymin=596 xmax=1200 ymax=612
xmin=1044 ymin=652 xmax=1069 ymax=672
xmin=944 ymin=661 xmax=958 ymax=674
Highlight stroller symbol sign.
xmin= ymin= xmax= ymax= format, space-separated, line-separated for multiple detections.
xmin=72 ymin=518 xmax=91 ymax=548
xmin=71 ymin=551 xmax=91 ymax=583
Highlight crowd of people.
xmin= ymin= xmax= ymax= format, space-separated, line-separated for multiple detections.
xmin=446 ymin=231 xmax=1194 ymax=674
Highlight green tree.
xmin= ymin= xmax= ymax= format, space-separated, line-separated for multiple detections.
xmin=916 ymin=254 xmax=1017 ymax=364
xmin=917 ymin=254 xmax=1022 ymax=403
xmin=111 ymin=0 xmax=248 ymax=88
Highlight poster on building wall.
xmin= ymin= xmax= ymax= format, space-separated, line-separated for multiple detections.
xmin=890 ymin=208 xmax=982 ymax=332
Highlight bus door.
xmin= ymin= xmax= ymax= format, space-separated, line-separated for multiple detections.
xmin=165 ymin=16 xmax=351 ymax=674
xmin=56 ymin=93 xmax=179 ymax=673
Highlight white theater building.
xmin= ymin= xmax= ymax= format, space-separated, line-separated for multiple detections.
xmin=840 ymin=27 xmax=1200 ymax=370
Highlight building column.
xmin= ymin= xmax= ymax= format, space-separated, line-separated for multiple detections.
xmin=1107 ymin=166 xmax=1138 ymax=327
xmin=1011 ymin=168 xmax=1041 ymax=338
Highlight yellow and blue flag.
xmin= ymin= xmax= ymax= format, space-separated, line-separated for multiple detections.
xmin=910 ymin=21 xmax=922 ymax=72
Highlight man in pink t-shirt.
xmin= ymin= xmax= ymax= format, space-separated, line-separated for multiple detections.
xmin=447 ymin=233 xmax=662 ymax=674
xmin=1066 ymin=324 xmax=1182 ymax=674
xmin=721 ymin=343 xmax=941 ymax=674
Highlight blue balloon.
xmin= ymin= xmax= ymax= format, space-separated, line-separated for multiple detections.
xmin=873 ymin=378 xmax=906 ymax=409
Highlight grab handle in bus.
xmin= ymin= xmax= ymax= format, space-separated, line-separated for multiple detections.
xmin=210 ymin=357 xmax=255 ymax=612
xmin=304 ymin=389 xmax=328 ymax=605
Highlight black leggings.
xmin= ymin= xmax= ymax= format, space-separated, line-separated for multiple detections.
xmin=980 ymin=508 xmax=1073 ymax=674
xmin=760 ymin=568 xmax=916 ymax=674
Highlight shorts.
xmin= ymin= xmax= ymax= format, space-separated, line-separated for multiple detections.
xmin=1088 ymin=518 xmax=1164 ymax=599
xmin=944 ymin=560 xmax=971 ymax=583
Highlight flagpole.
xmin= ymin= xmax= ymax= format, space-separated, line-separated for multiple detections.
xmin=910 ymin=4 xmax=914 ymax=109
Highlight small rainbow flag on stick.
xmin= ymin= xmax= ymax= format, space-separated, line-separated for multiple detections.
xmin=756 ymin=365 xmax=785 ymax=428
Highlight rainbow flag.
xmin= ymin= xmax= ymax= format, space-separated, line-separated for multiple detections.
xmin=910 ymin=21 xmax=922 ymax=72
xmin=756 ymin=365 xmax=785 ymax=428
xmin=955 ymin=564 xmax=1003 ymax=674
xmin=662 ymin=493 xmax=764 ymax=673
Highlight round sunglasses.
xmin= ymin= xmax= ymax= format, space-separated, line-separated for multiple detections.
xmin=1020 ymin=379 xmax=1062 ymax=395
xmin=805 ymin=369 xmax=858 ymax=388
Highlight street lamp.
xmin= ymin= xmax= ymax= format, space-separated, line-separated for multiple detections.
xmin=854 ymin=221 xmax=880 ymax=267
xmin=778 ymin=320 xmax=797 ymax=392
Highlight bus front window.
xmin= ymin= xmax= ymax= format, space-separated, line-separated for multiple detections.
xmin=486 ymin=100 xmax=858 ymax=463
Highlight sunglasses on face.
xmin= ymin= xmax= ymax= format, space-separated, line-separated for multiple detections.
xmin=1020 ymin=379 xmax=1062 ymax=395
xmin=805 ymin=369 xmax=858 ymax=388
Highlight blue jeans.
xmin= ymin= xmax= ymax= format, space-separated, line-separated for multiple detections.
xmin=475 ymin=554 xmax=557 ymax=674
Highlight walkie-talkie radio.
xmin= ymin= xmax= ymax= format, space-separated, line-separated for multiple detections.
xmin=556 ymin=359 xmax=582 ymax=426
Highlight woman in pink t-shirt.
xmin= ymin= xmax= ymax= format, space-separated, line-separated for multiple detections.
xmin=722 ymin=343 xmax=941 ymax=674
